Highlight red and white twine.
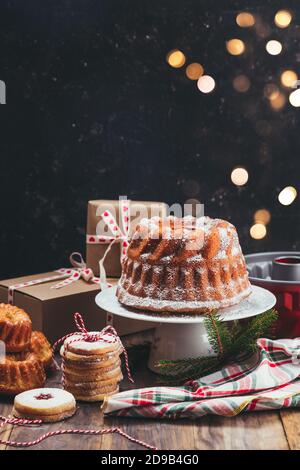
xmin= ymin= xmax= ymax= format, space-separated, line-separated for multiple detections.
xmin=0 ymin=415 xmax=156 ymax=450
xmin=88 ymin=199 xmax=131 ymax=289
xmin=53 ymin=312 xmax=134 ymax=385
xmin=7 ymin=200 xmax=133 ymax=304
xmin=0 ymin=313 xmax=155 ymax=450
xmin=7 ymin=252 xmax=110 ymax=305
xmin=86 ymin=199 xmax=130 ymax=259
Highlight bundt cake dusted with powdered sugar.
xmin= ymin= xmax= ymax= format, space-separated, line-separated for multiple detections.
xmin=116 ymin=216 xmax=251 ymax=314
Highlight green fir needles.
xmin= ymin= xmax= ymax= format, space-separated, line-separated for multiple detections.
xmin=157 ymin=309 xmax=278 ymax=383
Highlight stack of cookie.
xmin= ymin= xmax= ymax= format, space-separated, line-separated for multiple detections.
xmin=60 ymin=332 xmax=123 ymax=402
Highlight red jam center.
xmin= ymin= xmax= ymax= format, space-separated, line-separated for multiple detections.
xmin=34 ymin=393 xmax=53 ymax=400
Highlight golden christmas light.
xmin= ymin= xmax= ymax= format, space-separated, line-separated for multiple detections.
xmin=270 ymin=92 xmax=286 ymax=110
xmin=197 ymin=75 xmax=215 ymax=93
xmin=236 ymin=12 xmax=255 ymax=28
xmin=231 ymin=167 xmax=249 ymax=186
xmin=166 ymin=49 xmax=186 ymax=68
xmin=274 ymin=10 xmax=292 ymax=28
xmin=186 ymin=63 xmax=204 ymax=80
xmin=226 ymin=39 xmax=245 ymax=56
xmin=289 ymin=89 xmax=300 ymax=107
xmin=250 ymin=223 xmax=267 ymax=240
xmin=266 ymin=40 xmax=282 ymax=55
xmin=254 ymin=209 xmax=271 ymax=225
xmin=281 ymin=70 xmax=298 ymax=88
xmin=278 ymin=186 xmax=297 ymax=206
xmin=264 ymin=83 xmax=280 ymax=101
xmin=233 ymin=75 xmax=251 ymax=92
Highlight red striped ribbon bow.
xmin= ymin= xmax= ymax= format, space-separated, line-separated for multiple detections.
xmin=86 ymin=198 xmax=130 ymax=289
xmin=7 ymin=252 xmax=106 ymax=305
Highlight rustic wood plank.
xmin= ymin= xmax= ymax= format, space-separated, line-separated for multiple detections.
xmin=102 ymin=416 xmax=196 ymax=450
xmin=1 ymin=348 xmax=294 ymax=451
xmin=192 ymin=411 xmax=289 ymax=450
xmin=0 ymin=396 xmax=15 ymax=450
xmin=280 ymin=409 xmax=300 ymax=450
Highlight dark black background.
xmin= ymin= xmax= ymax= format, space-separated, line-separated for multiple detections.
xmin=0 ymin=0 xmax=299 ymax=279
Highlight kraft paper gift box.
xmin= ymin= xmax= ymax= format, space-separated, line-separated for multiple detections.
xmin=0 ymin=273 xmax=154 ymax=344
xmin=86 ymin=199 xmax=168 ymax=277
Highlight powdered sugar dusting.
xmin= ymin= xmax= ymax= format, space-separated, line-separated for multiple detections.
xmin=119 ymin=215 xmax=251 ymax=313
xmin=117 ymin=283 xmax=252 ymax=313
xmin=130 ymin=216 xmax=243 ymax=262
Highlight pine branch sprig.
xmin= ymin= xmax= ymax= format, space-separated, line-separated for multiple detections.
xmin=203 ymin=311 xmax=232 ymax=356
xmin=156 ymin=308 xmax=278 ymax=383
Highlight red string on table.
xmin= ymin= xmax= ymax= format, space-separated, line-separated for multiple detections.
xmin=0 ymin=415 xmax=157 ymax=450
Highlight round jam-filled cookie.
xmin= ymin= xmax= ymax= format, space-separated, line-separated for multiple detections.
xmin=63 ymin=333 xmax=122 ymax=356
xmin=64 ymin=372 xmax=123 ymax=390
xmin=13 ymin=409 xmax=75 ymax=422
xmin=72 ymin=386 xmax=119 ymax=402
xmin=60 ymin=346 xmax=120 ymax=364
xmin=0 ymin=304 xmax=32 ymax=352
xmin=65 ymin=381 xmax=118 ymax=396
xmin=64 ymin=363 xmax=121 ymax=382
xmin=62 ymin=354 xmax=120 ymax=370
xmin=13 ymin=388 xmax=76 ymax=422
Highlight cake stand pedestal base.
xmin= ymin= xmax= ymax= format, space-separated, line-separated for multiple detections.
xmin=96 ymin=285 xmax=276 ymax=373
xmin=148 ymin=322 xmax=215 ymax=371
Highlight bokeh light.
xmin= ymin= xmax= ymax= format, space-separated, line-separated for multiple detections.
xmin=166 ymin=49 xmax=186 ymax=68
xmin=264 ymin=83 xmax=280 ymax=101
xmin=289 ymin=88 xmax=300 ymax=107
xmin=186 ymin=63 xmax=204 ymax=80
xmin=270 ymin=92 xmax=286 ymax=111
xmin=278 ymin=186 xmax=297 ymax=206
xmin=226 ymin=39 xmax=245 ymax=56
xmin=236 ymin=12 xmax=255 ymax=28
xmin=274 ymin=10 xmax=292 ymax=28
xmin=233 ymin=75 xmax=251 ymax=92
xmin=250 ymin=223 xmax=267 ymax=240
xmin=266 ymin=40 xmax=282 ymax=55
xmin=281 ymin=70 xmax=298 ymax=88
xmin=197 ymin=75 xmax=215 ymax=93
xmin=254 ymin=209 xmax=271 ymax=225
xmin=231 ymin=167 xmax=249 ymax=186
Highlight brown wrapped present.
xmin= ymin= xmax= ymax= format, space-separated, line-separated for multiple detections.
xmin=0 ymin=271 xmax=154 ymax=344
xmin=86 ymin=198 xmax=168 ymax=277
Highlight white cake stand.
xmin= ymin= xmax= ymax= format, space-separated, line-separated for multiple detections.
xmin=95 ymin=285 xmax=276 ymax=372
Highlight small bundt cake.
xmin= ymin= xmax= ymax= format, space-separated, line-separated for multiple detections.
xmin=0 ymin=352 xmax=46 ymax=395
xmin=117 ymin=216 xmax=251 ymax=313
xmin=30 ymin=331 xmax=53 ymax=369
xmin=0 ymin=304 xmax=32 ymax=352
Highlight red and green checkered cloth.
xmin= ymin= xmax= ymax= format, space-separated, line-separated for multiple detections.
xmin=104 ymin=338 xmax=300 ymax=419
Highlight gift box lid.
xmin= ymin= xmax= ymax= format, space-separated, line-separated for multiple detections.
xmin=0 ymin=272 xmax=110 ymax=302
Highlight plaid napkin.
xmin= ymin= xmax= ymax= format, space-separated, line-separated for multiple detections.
xmin=104 ymin=337 xmax=300 ymax=419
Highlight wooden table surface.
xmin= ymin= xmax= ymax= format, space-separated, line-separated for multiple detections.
xmin=1 ymin=350 xmax=300 ymax=451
